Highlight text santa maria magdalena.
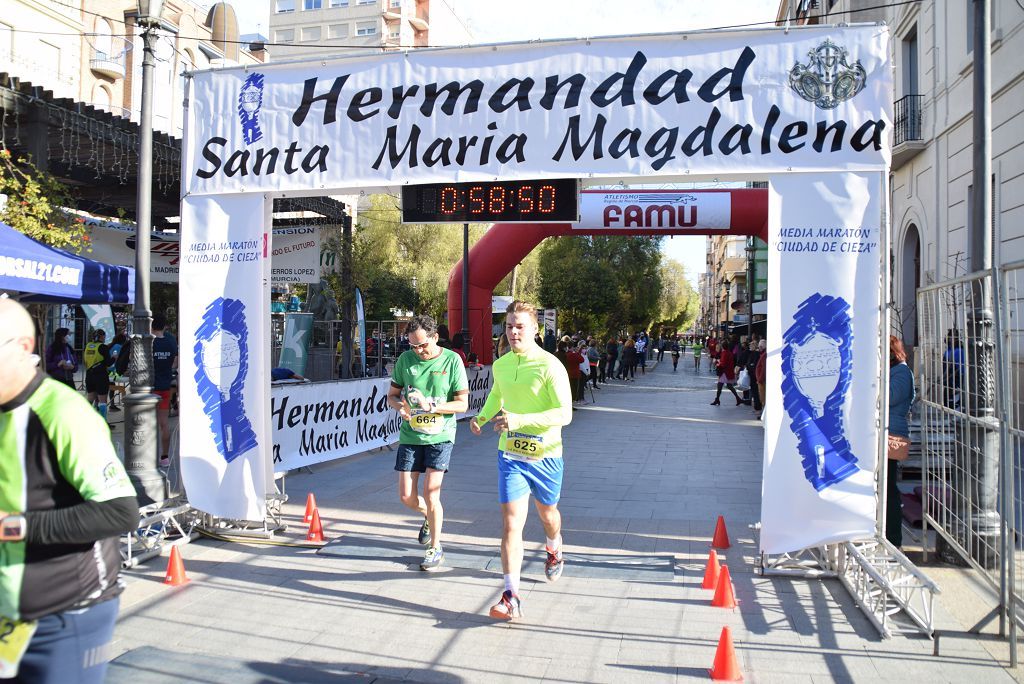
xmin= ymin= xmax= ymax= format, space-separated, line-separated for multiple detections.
xmin=194 ymin=47 xmax=886 ymax=180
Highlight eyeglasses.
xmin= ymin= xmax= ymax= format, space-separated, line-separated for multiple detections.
xmin=409 ymin=335 xmax=436 ymax=351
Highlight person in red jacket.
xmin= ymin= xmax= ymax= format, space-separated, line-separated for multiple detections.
xmin=755 ymin=339 xmax=767 ymax=420
xmin=565 ymin=343 xmax=586 ymax=404
xmin=711 ymin=344 xmax=742 ymax=406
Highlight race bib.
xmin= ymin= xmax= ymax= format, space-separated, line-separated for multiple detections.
xmin=409 ymin=411 xmax=444 ymax=435
xmin=505 ymin=431 xmax=545 ymax=460
xmin=0 ymin=617 xmax=37 ymax=678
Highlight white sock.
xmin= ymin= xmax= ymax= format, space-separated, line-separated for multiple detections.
xmin=503 ymin=573 xmax=520 ymax=595
xmin=546 ymin=536 xmax=561 ymax=553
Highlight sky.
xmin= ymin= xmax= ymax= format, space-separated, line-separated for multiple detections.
xmin=234 ymin=0 xmax=780 ymax=284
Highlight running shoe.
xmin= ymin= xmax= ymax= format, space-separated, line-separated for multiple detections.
xmin=545 ymin=548 xmax=565 ymax=583
xmin=421 ymin=545 xmax=444 ymax=571
xmin=417 ymin=518 xmax=431 ymax=546
xmin=488 ymin=590 xmax=523 ymax=620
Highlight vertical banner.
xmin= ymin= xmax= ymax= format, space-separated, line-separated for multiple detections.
xmin=81 ymin=304 xmax=115 ymax=340
xmin=355 ymin=287 xmax=366 ymax=375
xmin=761 ymin=172 xmax=882 ymax=554
xmin=179 ymin=194 xmax=269 ymax=521
xmin=278 ymin=313 xmax=313 ymax=375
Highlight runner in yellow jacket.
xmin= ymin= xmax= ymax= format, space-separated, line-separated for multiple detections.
xmin=471 ymin=300 xmax=572 ymax=620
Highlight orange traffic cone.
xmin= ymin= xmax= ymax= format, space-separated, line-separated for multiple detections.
xmin=711 ymin=515 xmax=731 ymax=549
xmin=711 ymin=565 xmax=737 ymax=609
xmin=702 ymin=549 xmax=721 ymax=590
xmin=709 ymin=626 xmax=743 ymax=681
xmin=306 ymin=509 xmax=325 ymax=543
xmin=163 ymin=546 xmax=189 ymax=586
xmin=304 ymin=493 xmax=318 ymax=524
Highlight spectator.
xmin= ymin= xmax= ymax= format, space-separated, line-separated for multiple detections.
xmin=271 ymin=367 xmax=306 ymax=382
xmin=711 ymin=343 xmax=741 ymax=405
xmin=451 ymin=332 xmax=469 ymax=365
xmin=567 ymin=342 xmax=586 ymax=403
xmin=44 ymin=327 xmax=76 ymax=388
xmin=755 ymin=339 xmax=767 ymax=420
xmin=605 ymin=337 xmax=619 ymax=381
xmin=152 ymin=315 xmax=178 ymax=468
xmin=0 ymin=299 xmax=139 ymax=683
xmin=745 ymin=340 xmax=762 ymax=412
xmin=543 ymin=329 xmax=556 ymax=354
xmin=83 ymin=329 xmax=112 ymax=422
xmin=620 ymin=338 xmax=637 ymax=382
xmin=887 ymin=335 xmax=916 ymax=549
xmin=587 ymin=340 xmax=602 ymax=389
xmin=107 ymin=332 xmax=127 ymax=412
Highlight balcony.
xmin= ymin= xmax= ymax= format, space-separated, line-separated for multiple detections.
xmin=892 ymin=94 xmax=925 ymax=171
xmin=89 ymin=37 xmax=131 ymax=80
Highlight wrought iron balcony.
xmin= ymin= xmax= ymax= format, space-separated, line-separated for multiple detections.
xmin=894 ymin=94 xmax=923 ymax=146
xmin=89 ymin=37 xmax=131 ymax=80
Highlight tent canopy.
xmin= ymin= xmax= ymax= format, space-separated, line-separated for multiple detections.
xmin=0 ymin=221 xmax=134 ymax=304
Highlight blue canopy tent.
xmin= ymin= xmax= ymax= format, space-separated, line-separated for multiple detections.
xmin=0 ymin=220 xmax=134 ymax=304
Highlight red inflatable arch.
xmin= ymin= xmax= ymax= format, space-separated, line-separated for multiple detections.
xmin=448 ymin=188 xmax=768 ymax=363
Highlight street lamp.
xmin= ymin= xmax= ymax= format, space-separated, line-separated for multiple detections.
xmin=124 ymin=0 xmax=166 ymax=505
xmin=723 ymin=280 xmax=732 ymax=335
xmin=745 ymin=239 xmax=756 ymax=342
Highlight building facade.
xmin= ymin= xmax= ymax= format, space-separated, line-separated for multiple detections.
xmin=0 ymin=1 xmax=264 ymax=137
xmin=776 ymin=0 xmax=1024 ymax=351
xmin=267 ymin=0 xmax=472 ymax=62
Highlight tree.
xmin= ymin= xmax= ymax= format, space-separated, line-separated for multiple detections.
xmin=352 ymin=194 xmax=487 ymax=321
xmin=655 ymin=258 xmax=699 ymax=331
xmin=0 ymin=150 xmax=88 ymax=250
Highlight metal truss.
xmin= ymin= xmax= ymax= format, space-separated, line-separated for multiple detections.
xmin=837 ymin=537 xmax=940 ymax=639
xmin=120 ymin=498 xmax=201 ymax=569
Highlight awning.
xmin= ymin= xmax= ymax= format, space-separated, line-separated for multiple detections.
xmin=0 ymin=221 xmax=134 ymax=304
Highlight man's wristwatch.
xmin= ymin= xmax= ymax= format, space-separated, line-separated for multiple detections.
xmin=0 ymin=515 xmax=26 ymax=542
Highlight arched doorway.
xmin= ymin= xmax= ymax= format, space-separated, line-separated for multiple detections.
xmin=900 ymin=223 xmax=920 ymax=350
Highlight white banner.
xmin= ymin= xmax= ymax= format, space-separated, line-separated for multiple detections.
xmin=185 ymin=26 xmax=891 ymax=196
xmin=84 ymin=217 xmax=322 ymax=283
xmin=271 ymin=365 xmax=492 ymax=472
xmin=761 ymin=172 xmax=882 ymax=554
xmin=572 ymin=190 xmax=731 ymax=230
xmin=179 ymin=194 xmax=271 ymax=521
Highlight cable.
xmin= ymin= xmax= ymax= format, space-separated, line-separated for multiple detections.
xmin=196 ymin=527 xmax=325 ymax=548
xmin=13 ymin=0 xmax=925 ymax=52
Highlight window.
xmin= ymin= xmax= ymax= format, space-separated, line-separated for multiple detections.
xmin=276 ymin=28 xmax=295 ymax=42
xmin=276 ymin=0 xmax=295 ymax=12
xmin=304 ymin=0 xmax=323 ymax=9
xmin=357 ymin=0 xmax=375 ymax=5
xmin=328 ymin=24 xmax=348 ymax=39
xmin=356 ymin=21 xmax=376 ymax=36
xmin=902 ymin=27 xmax=918 ymax=95
xmin=389 ymin=30 xmax=400 ymax=40
xmin=301 ymin=26 xmax=322 ymax=41
xmin=390 ymin=0 xmax=402 ymax=7
xmin=330 ymin=0 xmax=349 ymax=6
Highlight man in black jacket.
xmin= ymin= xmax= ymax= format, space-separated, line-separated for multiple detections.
xmin=0 ymin=299 xmax=139 ymax=683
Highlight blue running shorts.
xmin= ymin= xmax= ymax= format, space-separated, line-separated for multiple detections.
xmin=497 ymin=453 xmax=564 ymax=505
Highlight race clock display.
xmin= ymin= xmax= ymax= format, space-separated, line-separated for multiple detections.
xmin=401 ymin=179 xmax=579 ymax=223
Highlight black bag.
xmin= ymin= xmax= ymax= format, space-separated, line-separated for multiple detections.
xmin=115 ymin=339 xmax=132 ymax=375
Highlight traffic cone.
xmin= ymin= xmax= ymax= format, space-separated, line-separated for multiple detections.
xmin=711 ymin=515 xmax=731 ymax=549
xmin=702 ymin=549 xmax=721 ymax=590
xmin=304 ymin=493 xmax=318 ymax=524
xmin=306 ymin=509 xmax=325 ymax=543
xmin=711 ymin=565 xmax=737 ymax=609
xmin=709 ymin=626 xmax=743 ymax=681
xmin=163 ymin=546 xmax=189 ymax=587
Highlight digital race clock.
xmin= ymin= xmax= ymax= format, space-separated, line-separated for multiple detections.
xmin=401 ymin=179 xmax=579 ymax=223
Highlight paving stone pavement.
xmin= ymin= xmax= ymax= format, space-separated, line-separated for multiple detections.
xmin=109 ymin=354 xmax=1018 ymax=683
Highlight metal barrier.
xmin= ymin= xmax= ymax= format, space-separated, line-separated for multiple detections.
xmin=917 ymin=266 xmax=1019 ymax=663
xmin=270 ymin=317 xmax=407 ymax=382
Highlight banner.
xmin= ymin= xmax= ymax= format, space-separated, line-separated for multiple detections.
xmin=271 ymin=366 xmax=492 ymax=472
xmin=81 ymin=304 xmax=115 ymax=340
xmin=84 ymin=217 xmax=322 ymax=284
xmin=761 ymin=172 xmax=882 ymax=554
xmin=185 ymin=26 xmax=891 ymax=196
xmin=179 ymin=194 xmax=271 ymax=521
xmin=572 ymin=190 xmax=731 ymax=231
xmin=355 ymin=287 xmax=366 ymax=375
xmin=278 ymin=313 xmax=313 ymax=375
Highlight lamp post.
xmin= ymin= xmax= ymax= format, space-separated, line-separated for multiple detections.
xmin=723 ymin=280 xmax=732 ymax=336
xmin=745 ymin=239 xmax=756 ymax=342
xmin=124 ymin=0 xmax=165 ymax=505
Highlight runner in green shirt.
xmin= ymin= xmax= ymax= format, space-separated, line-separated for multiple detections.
xmin=693 ymin=339 xmax=704 ymax=371
xmin=386 ymin=315 xmax=469 ymax=571
xmin=471 ymin=300 xmax=573 ymax=620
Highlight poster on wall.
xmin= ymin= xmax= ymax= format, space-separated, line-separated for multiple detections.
xmin=179 ymin=195 xmax=271 ymax=521
xmin=761 ymin=171 xmax=882 ymax=554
